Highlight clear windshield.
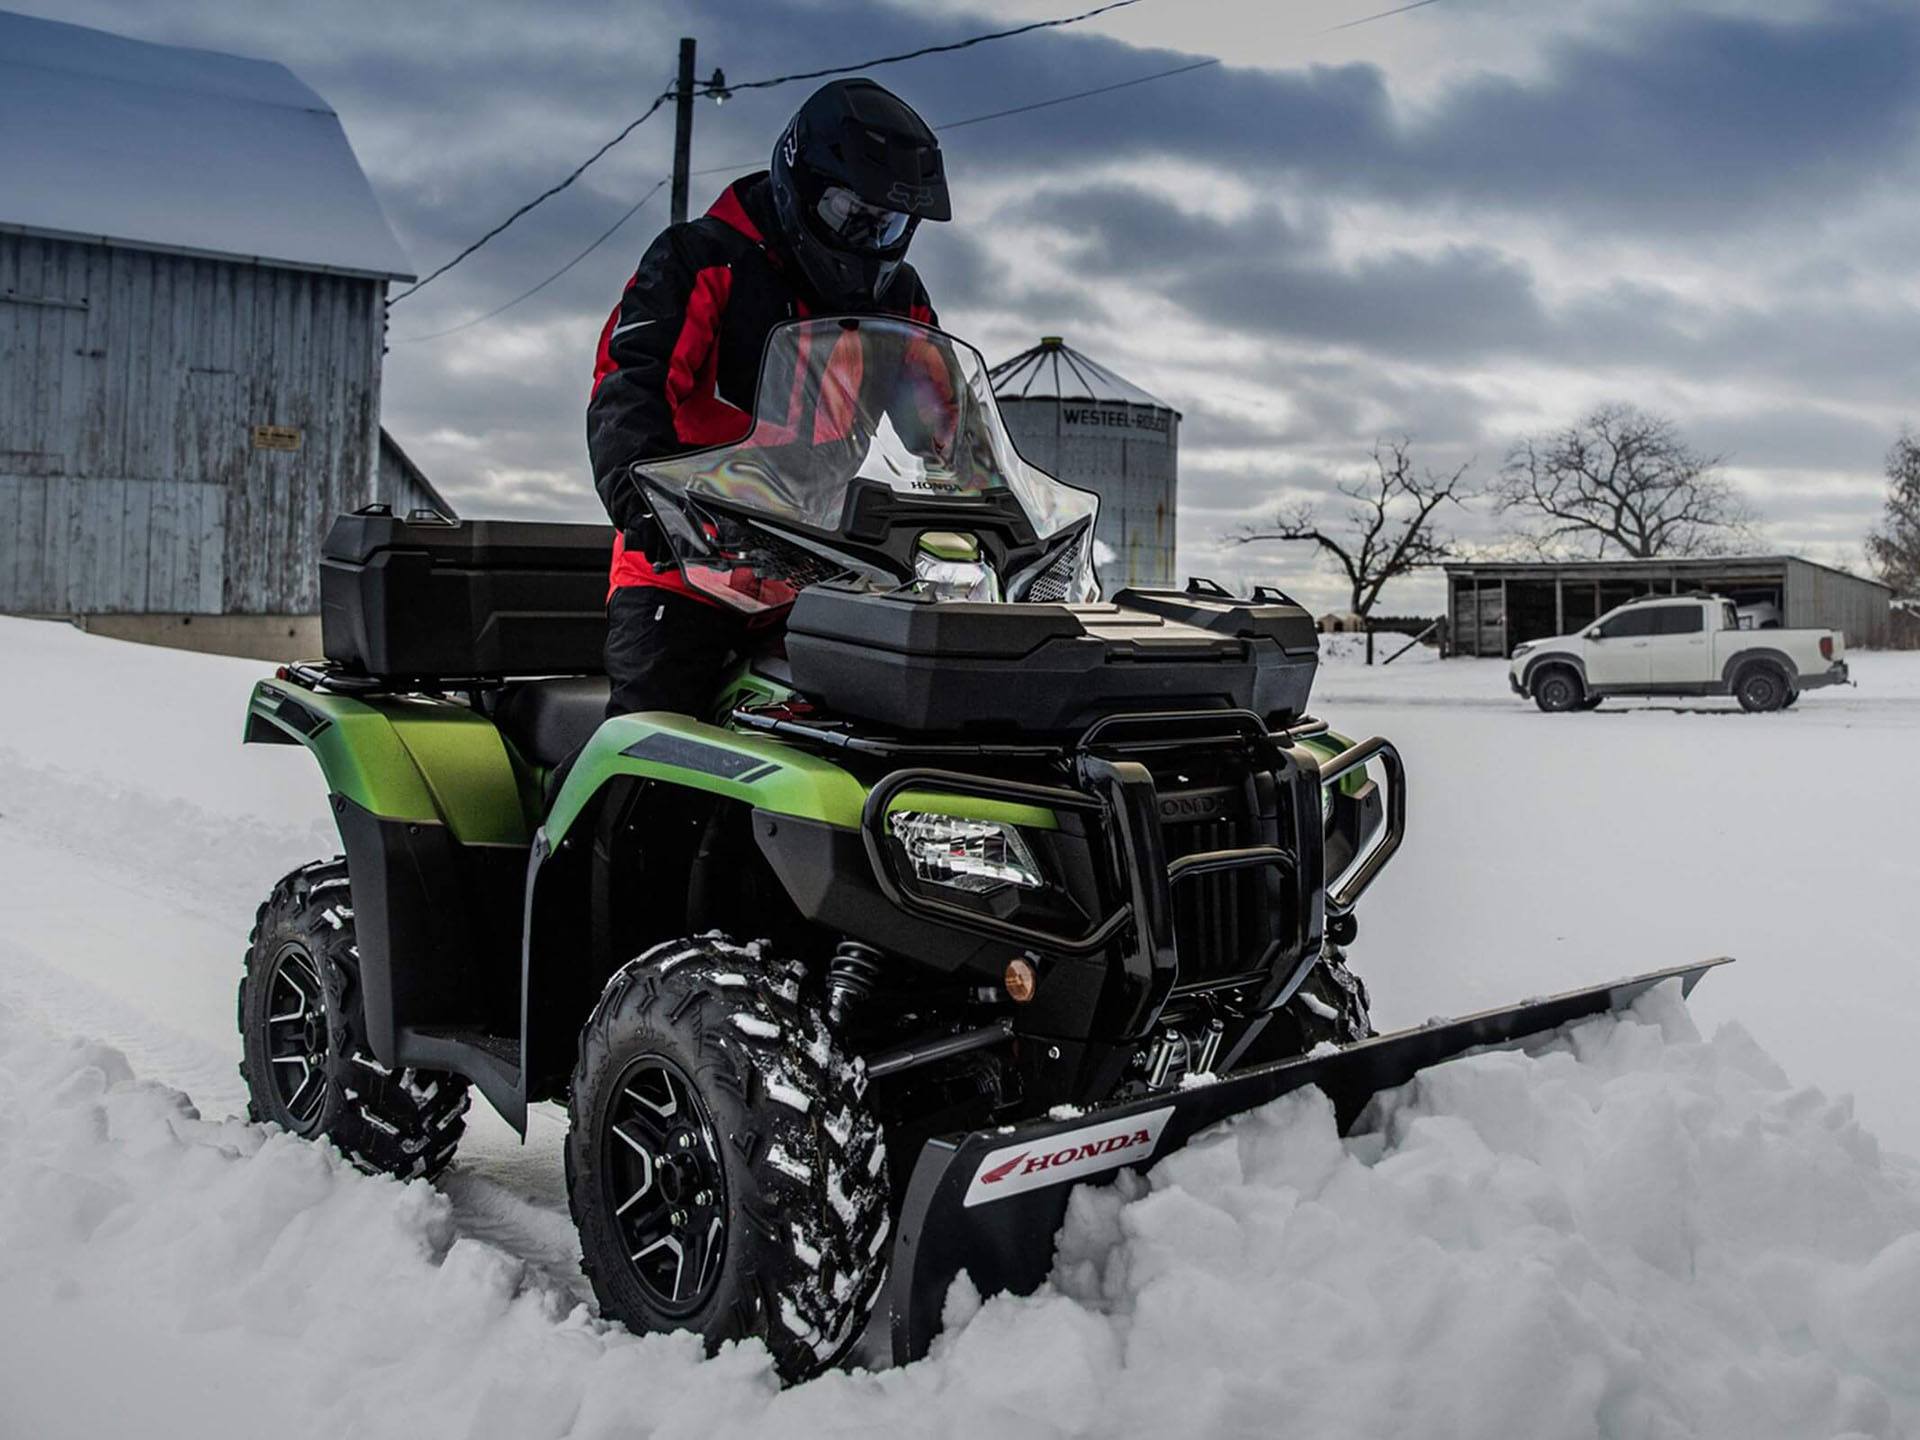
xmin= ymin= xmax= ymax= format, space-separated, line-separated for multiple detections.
xmin=634 ymin=318 xmax=1099 ymax=613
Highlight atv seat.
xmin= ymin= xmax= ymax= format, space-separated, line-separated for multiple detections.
xmin=493 ymin=676 xmax=610 ymax=770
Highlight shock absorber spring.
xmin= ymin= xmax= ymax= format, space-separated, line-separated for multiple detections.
xmin=827 ymin=940 xmax=885 ymax=1028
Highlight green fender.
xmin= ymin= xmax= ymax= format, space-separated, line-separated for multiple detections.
xmin=1298 ymin=729 xmax=1368 ymax=796
xmin=244 ymin=679 xmax=537 ymax=845
xmin=544 ymin=710 xmax=1060 ymax=845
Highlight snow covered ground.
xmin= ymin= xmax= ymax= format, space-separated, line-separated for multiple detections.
xmin=2 ymin=614 xmax=1917 ymax=1437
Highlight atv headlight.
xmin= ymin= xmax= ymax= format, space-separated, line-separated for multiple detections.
xmin=889 ymin=811 xmax=1043 ymax=894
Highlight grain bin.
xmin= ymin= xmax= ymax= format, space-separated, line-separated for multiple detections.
xmin=989 ymin=337 xmax=1179 ymax=590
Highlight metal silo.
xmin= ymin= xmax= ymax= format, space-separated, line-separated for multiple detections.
xmin=989 ymin=337 xmax=1180 ymax=591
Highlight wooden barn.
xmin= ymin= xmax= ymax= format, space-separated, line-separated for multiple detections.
xmin=0 ymin=11 xmax=448 ymax=653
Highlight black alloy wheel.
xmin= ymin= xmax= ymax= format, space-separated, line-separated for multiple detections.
xmin=239 ymin=859 xmax=472 ymax=1179
xmin=567 ymin=933 xmax=891 ymax=1382
xmin=601 ymin=1055 xmax=729 ymax=1316
xmin=263 ymin=942 xmax=330 ymax=1131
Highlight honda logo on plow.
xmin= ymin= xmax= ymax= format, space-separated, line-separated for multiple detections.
xmin=963 ymin=1106 xmax=1176 ymax=1207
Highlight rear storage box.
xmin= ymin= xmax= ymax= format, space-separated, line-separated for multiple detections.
xmin=320 ymin=510 xmax=611 ymax=678
xmin=785 ymin=584 xmax=1319 ymax=733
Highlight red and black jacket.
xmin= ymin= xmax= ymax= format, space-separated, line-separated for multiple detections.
xmin=587 ymin=171 xmax=936 ymax=597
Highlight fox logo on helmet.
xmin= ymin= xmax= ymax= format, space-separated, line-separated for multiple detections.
xmin=963 ymin=1106 xmax=1176 ymax=1206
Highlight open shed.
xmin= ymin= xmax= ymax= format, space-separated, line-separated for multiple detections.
xmin=1444 ymin=556 xmax=1892 ymax=656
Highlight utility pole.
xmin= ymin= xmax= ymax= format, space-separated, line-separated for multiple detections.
xmin=670 ymin=37 xmax=696 ymax=225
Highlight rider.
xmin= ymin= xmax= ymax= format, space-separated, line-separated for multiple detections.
xmin=587 ymin=77 xmax=950 ymax=718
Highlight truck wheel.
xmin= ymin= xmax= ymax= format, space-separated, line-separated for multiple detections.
xmin=1781 ymin=689 xmax=1801 ymax=709
xmin=1735 ymin=664 xmax=1790 ymax=713
xmin=567 ymin=934 xmax=889 ymax=1383
xmin=1532 ymin=667 xmax=1583 ymax=713
xmin=238 ymin=859 xmax=471 ymax=1179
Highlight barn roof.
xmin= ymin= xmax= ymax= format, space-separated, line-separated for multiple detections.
xmin=989 ymin=336 xmax=1177 ymax=414
xmin=0 ymin=10 xmax=413 ymax=282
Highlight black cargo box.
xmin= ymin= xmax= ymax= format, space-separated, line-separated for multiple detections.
xmin=785 ymin=584 xmax=1319 ymax=734
xmin=320 ymin=510 xmax=611 ymax=678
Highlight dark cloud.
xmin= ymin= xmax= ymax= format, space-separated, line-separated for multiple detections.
xmin=12 ymin=0 xmax=1910 ymax=573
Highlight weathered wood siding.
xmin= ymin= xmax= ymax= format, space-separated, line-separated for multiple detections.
xmin=1784 ymin=556 xmax=1890 ymax=648
xmin=0 ymin=229 xmax=384 ymax=614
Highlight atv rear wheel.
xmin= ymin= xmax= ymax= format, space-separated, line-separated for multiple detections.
xmin=567 ymin=934 xmax=889 ymax=1383
xmin=238 ymin=859 xmax=471 ymax=1179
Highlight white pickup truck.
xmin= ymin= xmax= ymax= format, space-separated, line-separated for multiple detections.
xmin=1509 ymin=594 xmax=1849 ymax=713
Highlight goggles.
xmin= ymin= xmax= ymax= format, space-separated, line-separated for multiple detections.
xmin=814 ymin=185 xmax=913 ymax=251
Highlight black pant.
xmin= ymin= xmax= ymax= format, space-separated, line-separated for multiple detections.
xmin=604 ymin=586 xmax=747 ymax=719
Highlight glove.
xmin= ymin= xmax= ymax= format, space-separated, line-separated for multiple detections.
xmin=623 ymin=516 xmax=671 ymax=567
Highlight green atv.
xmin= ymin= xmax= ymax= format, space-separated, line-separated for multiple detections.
xmin=238 ymin=317 xmax=1726 ymax=1380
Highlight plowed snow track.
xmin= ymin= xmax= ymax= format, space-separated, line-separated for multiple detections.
xmin=2 ymin=617 xmax=1917 ymax=1438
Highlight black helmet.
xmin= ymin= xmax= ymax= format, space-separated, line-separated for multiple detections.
xmin=769 ymin=78 xmax=949 ymax=311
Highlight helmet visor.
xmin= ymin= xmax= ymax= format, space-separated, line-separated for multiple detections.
xmin=814 ymin=185 xmax=913 ymax=252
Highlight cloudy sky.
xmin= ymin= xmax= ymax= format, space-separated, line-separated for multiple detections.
xmin=20 ymin=0 xmax=1919 ymax=612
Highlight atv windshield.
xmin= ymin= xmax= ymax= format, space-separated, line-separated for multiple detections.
xmin=634 ymin=317 xmax=1100 ymax=615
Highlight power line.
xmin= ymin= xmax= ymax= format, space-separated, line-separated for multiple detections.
xmin=388 ymin=1 xmax=1147 ymax=304
xmin=396 ymin=56 xmax=1218 ymax=346
xmin=391 ymin=180 xmax=668 ymax=344
xmin=686 ymin=55 xmax=1222 ymax=181
xmin=1322 ymin=0 xmax=1443 ymax=33
xmin=939 ymin=56 xmax=1217 ymax=130
xmin=396 ymin=56 xmax=1229 ymax=345
xmin=698 ymin=0 xmax=1148 ymax=96
xmin=389 ymin=90 xmax=673 ymax=304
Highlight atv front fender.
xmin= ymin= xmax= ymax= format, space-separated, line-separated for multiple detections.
xmin=541 ymin=711 xmax=1060 ymax=844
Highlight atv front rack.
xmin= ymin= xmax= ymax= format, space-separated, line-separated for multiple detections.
xmin=885 ymin=956 xmax=1733 ymax=1364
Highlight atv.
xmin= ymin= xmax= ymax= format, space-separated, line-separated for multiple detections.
xmin=238 ymin=317 xmax=1726 ymax=1380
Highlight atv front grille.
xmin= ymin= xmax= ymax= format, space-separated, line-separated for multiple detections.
xmin=1158 ymin=791 xmax=1278 ymax=989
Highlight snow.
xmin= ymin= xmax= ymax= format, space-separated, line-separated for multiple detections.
xmin=0 ymin=10 xmax=412 ymax=282
xmin=2 ymin=614 xmax=1918 ymax=1436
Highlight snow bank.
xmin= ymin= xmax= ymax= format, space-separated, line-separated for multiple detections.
xmin=4 ymin=987 xmax=1916 ymax=1439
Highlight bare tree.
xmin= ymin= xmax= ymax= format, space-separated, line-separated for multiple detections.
xmin=1495 ymin=403 xmax=1756 ymax=559
xmin=1234 ymin=437 xmax=1474 ymax=663
xmin=1866 ymin=431 xmax=1920 ymax=596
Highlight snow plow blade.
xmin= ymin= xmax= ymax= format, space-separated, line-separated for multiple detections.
xmin=886 ymin=957 xmax=1730 ymax=1363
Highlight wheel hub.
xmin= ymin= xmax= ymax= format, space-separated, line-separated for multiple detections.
xmin=603 ymin=1056 xmax=728 ymax=1316
xmin=263 ymin=944 xmax=329 ymax=1131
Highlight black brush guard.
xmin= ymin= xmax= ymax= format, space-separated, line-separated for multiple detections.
xmin=884 ymin=956 xmax=1733 ymax=1363
xmin=858 ymin=710 xmax=1407 ymax=1044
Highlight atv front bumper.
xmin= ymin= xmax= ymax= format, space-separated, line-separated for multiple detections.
xmin=885 ymin=956 xmax=1732 ymax=1364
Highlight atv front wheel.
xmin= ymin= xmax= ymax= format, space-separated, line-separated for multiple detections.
xmin=238 ymin=859 xmax=471 ymax=1179
xmin=567 ymin=934 xmax=889 ymax=1383
xmin=1245 ymin=947 xmax=1374 ymax=1062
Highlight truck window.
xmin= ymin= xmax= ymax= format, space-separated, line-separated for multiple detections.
xmin=1595 ymin=608 xmax=1659 ymax=639
xmin=1723 ymin=602 xmax=1740 ymax=631
xmin=1649 ymin=605 xmax=1704 ymax=636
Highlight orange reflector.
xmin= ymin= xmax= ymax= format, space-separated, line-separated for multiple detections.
xmin=1004 ymin=957 xmax=1037 ymax=1004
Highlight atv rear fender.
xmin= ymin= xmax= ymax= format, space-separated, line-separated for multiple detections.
xmin=244 ymin=678 xmax=537 ymax=1093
